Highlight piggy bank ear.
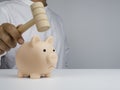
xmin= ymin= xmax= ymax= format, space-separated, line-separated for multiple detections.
xmin=45 ymin=36 xmax=54 ymax=45
xmin=30 ymin=35 xmax=41 ymax=47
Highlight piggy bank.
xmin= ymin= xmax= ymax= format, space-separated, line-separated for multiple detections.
xmin=16 ymin=36 xmax=58 ymax=79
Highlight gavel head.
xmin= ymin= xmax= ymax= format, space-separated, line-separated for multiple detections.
xmin=31 ymin=2 xmax=50 ymax=32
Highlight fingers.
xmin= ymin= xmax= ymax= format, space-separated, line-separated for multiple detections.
xmin=1 ymin=32 xmax=17 ymax=48
xmin=0 ymin=39 xmax=10 ymax=51
xmin=2 ymin=23 xmax=24 ymax=44
xmin=0 ymin=49 xmax=5 ymax=55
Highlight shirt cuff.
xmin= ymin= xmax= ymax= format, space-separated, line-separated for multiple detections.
xmin=0 ymin=52 xmax=6 ymax=66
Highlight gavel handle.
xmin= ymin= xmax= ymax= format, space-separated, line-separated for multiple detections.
xmin=17 ymin=19 xmax=35 ymax=34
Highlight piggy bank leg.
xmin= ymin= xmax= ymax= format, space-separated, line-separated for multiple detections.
xmin=17 ymin=71 xmax=24 ymax=78
xmin=18 ymin=71 xmax=29 ymax=78
xmin=45 ymin=73 xmax=51 ymax=77
xmin=30 ymin=73 xmax=41 ymax=79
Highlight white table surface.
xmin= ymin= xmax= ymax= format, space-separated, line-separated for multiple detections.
xmin=0 ymin=69 xmax=120 ymax=90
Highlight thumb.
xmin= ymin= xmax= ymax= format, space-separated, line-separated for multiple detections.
xmin=16 ymin=24 xmax=24 ymax=44
xmin=17 ymin=24 xmax=23 ymax=29
xmin=17 ymin=36 xmax=24 ymax=45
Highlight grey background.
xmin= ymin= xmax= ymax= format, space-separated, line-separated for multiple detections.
xmin=0 ymin=0 xmax=120 ymax=69
xmin=0 ymin=0 xmax=7 ymax=1
xmin=48 ymin=0 xmax=120 ymax=69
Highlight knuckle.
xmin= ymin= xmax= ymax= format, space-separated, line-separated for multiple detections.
xmin=2 ymin=23 xmax=15 ymax=31
xmin=12 ymin=42 xmax=17 ymax=48
xmin=0 ymin=25 xmax=3 ymax=30
xmin=0 ymin=49 xmax=4 ymax=55
xmin=9 ymin=39 xmax=17 ymax=48
xmin=4 ymin=45 xmax=10 ymax=51
xmin=4 ymin=36 xmax=10 ymax=43
xmin=7 ymin=24 xmax=13 ymax=30
xmin=0 ymin=26 xmax=4 ymax=37
xmin=1 ymin=23 xmax=9 ymax=28
xmin=13 ymin=31 xmax=20 ymax=38
xmin=0 ymin=52 xmax=4 ymax=54
xmin=9 ymin=24 xmax=15 ymax=29
xmin=0 ymin=39 xmax=10 ymax=51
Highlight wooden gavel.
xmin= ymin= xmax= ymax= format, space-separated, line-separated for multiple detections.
xmin=18 ymin=2 xmax=50 ymax=34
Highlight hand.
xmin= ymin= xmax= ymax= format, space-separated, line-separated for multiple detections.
xmin=0 ymin=23 xmax=24 ymax=55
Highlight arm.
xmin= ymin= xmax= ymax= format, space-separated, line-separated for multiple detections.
xmin=0 ymin=7 xmax=24 ymax=67
xmin=0 ymin=7 xmax=9 ymax=65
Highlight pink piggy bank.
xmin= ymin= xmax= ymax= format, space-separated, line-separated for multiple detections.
xmin=16 ymin=36 xmax=58 ymax=79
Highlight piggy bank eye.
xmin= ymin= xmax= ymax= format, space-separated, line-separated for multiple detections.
xmin=43 ymin=49 xmax=46 ymax=52
xmin=53 ymin=49 xmax=55 ymax=52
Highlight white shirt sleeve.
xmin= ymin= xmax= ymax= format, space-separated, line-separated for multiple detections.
xmin=55 ymin=16 xmax=70 ymax=69
xmin=0 ymin=7 xmax=9 ymax=66
xmin=60 ymin=19 xmax=70 ymax=68
xmin=0 ymin=6 xmax=9 ymax=24
xmin=0 ymin=52 xmax=7 ymax=66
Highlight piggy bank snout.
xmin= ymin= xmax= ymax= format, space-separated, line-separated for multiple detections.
xmin=47 ymin=53 xmax=58 ymax=66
